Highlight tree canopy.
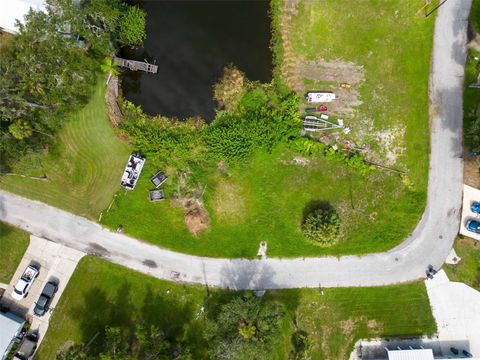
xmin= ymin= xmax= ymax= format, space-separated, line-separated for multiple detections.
xmin=0 ymin=0 xmax=146 ymax=173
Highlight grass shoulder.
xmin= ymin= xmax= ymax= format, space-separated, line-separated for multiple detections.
xmin=444 ymin=237 xmax=480 ymax=291
xmin=0 ymin=222 xmax=29 ymax=283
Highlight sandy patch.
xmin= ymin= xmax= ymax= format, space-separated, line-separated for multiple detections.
xmin=212 ymin=180 xmax=246 ymax=224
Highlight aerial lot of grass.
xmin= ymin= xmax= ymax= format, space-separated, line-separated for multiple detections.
xmin=101 ymin=0 xmax=434 ymax=258
xmin=0 ymin=79 xmax=131 ymax=219
xmin=37 ymin=257 xmax=436 ymax=359
xmin=0 ymin=222 xmax=29 ymax=283
xmin=102 ymin=144 xmax=424 ymax=258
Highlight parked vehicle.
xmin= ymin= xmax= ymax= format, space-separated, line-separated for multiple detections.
xmin=12 ymin=265 xmax=40 ymax=300
xmin=34 ymin=281 xmax=58 ymax=316
xmin=466 ymin=219 xmax=480 ymax=234
xmin=305 ymin=91 xmax=336 ymax=103
xmin=14 ymin=332 xmax=38 ymax=360
xmin=471 ymin=201 xmax=480 ymax=214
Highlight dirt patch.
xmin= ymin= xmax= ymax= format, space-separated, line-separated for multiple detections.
xmin=172 ymin=170 xmax=210 ymax=235
xmin=373 ymin=126 xmax=405 ymax=165
xmin=57 ymin=340 xmax=75 ymax=355
xmin=292 ymin=156 xmax=310 ymax=166
xmin=184 ymin=203 xmax=210 ymax=236
xmin=212 ymin=180 xmax=246 ymax=224
xmin=106 ymin=76 xmax=122 ymax=127
xmin=367 ymin=319 xmax=381 ymax=332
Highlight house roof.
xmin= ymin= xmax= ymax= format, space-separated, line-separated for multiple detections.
xmin=0 ymin=0 xmax=46 ymax=34
xmin=0 ymin=312 xmax=25 ymax=358
xmin=387 ymin=349 xmax=434 ymax=360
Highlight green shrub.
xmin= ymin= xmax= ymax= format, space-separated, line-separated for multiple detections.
xmin=204 ymin=85 xmax=301 ymax=163
xmin=119 ymin=5 xmax=146 ymax=47
xmin=120 ymin=101 xmax=205 ymax=167
xmin=302 ymin=207 xmax=341 ymax=247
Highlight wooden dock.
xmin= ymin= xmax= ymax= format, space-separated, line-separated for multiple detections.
xmin=113 ymin=56 xmax=158 ymax=74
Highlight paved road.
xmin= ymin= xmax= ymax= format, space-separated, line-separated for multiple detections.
xmin=0 ymin=0 xmax=471 ymax=290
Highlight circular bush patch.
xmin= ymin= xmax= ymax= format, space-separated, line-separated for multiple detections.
xmin=302 ymin=207 xmax=341 ymax=247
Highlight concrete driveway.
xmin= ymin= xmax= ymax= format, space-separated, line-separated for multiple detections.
xmin=425 ymin=270 xmax=480 ymax=357
xmin=459 ymin=184 xmax=480 ymax=240
xmin=0 ymin=236 xmax=85 ymax=345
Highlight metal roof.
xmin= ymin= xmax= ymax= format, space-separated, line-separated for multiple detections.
xmin=0 ymin=312 xmax=25 ymax=359
xmin=387 ymin=349 xmax=434 ymax=360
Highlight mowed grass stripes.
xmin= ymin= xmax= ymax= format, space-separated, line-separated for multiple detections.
xmin=0 ymin=79 xmax=131 ymax=219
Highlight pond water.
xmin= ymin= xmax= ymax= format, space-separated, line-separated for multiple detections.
xmin=120 ymin=0 xmax=272 ymax=121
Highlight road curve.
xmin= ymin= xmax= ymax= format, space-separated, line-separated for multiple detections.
xmin=0 ymin=0 xmax=471 ymax=289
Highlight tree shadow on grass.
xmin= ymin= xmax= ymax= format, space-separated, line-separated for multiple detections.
xmin=302 ymin=200 xmax=333 ymax=223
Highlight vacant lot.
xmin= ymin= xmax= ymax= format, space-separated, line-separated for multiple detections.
xmin=102 ymin=144 xmax=424 ymax=258
xmin=0 ymin=80 xmax=131 ymax=219
xmin=102 ymin=0 xmax=433 ymax=258
xmin=0 ymin=222 xmax=29 ymax=283
xmin=37 ymin=257 xmax=435 ymax=359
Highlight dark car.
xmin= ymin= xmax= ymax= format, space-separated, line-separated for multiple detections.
xmin=33 ymin=281 xmax=58 ymax=316
xmin=14 ymin=332 xmax=38 ymax=360
xmin=466 ymin=219 xmax=480 ymax=234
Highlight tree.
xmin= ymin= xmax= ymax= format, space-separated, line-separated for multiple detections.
xmin=205 ymin=293 xmax=284 ymax=360
xmin=100 ymin=57 xmax=120 ymax=77
xmin=119 ymin=6 xmax=146 ymax=48
xmin=302 ymin=206 xmax=341 ymax=246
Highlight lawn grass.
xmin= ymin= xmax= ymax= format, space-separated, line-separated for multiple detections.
xmin=0 ymin=79 xmax=131 ymax=219
xmin=102 ymin=144 xmax=423 ymax=258
xmin=37 ymin=257 xmax=436 ymax=359
xmin=463 ymin=48 xmax=480 ymax=151
xmin=0 ymin=222 xmax=29 ymax=283
xmin=444 ymin=237 xmax=480 ymax=291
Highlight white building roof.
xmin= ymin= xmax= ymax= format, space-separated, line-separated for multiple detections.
xmin=0 ymin=312 xmax=25 ymax=360
xmin=0 ymin=0 xmax=46 ymax=34
xmin=387 ymin=349 xmax=434 ymax=360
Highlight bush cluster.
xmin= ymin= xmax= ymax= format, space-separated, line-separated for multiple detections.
xmin=302 ymin=207 xmax=342 ymax=247
xmin=290 ymin=138 xmax=374 ymax=175
xmin=204 ymin=85 xmax=301 ymax=163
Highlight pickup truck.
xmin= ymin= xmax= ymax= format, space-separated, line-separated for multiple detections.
xmin=12 ymin=265 xmax=40 ymax=300
xmin=34 ymin=281 xmax=58 ymax=316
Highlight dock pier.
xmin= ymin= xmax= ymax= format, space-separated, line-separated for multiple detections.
xmin=113 ymin=56 xmax=158 ymax=74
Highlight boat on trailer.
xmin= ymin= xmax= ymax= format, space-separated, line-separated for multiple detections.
xmin=305 ymin=91 xmax=336 ymax=103
xmin=120 ymin=154 xmax=145 ymax=190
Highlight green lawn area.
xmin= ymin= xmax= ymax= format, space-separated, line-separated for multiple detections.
xmin=37 ymin=257 xmax=435 ymax=359
xmin=102 ymin=144 xmax=423 ymax=258
xmin=0 ymin=222 xmax=29 ymax=283
xmin=0 ymin=79 xmax=131 ymax=219
xmin=463 ymin=48 xmax=480 ymax=150
xmin=444 ymin=237 xmax=480 ymax=291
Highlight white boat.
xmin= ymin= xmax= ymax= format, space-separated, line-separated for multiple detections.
xmin=120 ymin=154 xmax=145 ymax=190
xmin=305 ymin=91 xmax=336 ymax=103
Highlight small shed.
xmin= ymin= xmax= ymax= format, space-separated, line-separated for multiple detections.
xmin=149 ymin=189 xmax=166 ymax=202
xmin=0 ymin=311 xmax=25 ymax=360
xmin=150 ymin=171 xmax=167 ymax=188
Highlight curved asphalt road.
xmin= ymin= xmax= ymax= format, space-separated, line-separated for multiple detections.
xmin=0 ymin=0 xmax=471 ymax=289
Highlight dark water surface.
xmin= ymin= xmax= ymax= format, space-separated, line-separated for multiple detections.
xmin=121 ymin=0 xmax=272 ymax=121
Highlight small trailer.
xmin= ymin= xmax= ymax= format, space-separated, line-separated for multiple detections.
xmin=305 ymin=91 xmax=336 ymax=103
xmin=120 ymin=154 xmax=145 ymax=190
xmin=150 ymin=171 xmax=167 ymax=188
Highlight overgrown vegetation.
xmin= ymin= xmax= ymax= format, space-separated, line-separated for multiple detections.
xmin=118 ymin=5 xmax=147 ymax=48
xmin=302 ymin=205 xmax=341 ymax=247
xmin=38 ymin=257 xmax=436 ymax=360
xmin=0 ymin=0 xmax=145 ymax=173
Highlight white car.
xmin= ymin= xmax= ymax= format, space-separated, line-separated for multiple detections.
xmin=12 ymin=265 xmax=40 ymax=300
